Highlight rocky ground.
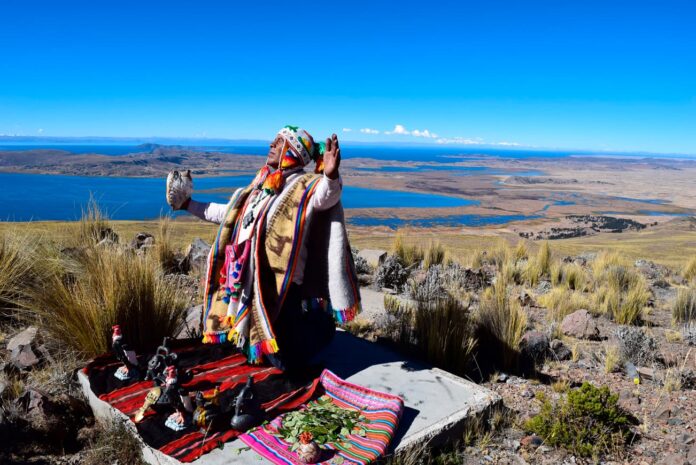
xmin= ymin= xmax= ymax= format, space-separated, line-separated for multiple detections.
xmin=2 ymin=236 xmax=696 ymax=464
xmin=352 ymin=248 xmax=696 ymax=465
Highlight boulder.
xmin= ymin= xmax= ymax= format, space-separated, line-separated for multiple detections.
xmin=550 ymin=339 xmax=572 ymax=361
xmin=7 ymin=327 xmax=42 ymax=370
xmin=184 ymin=238 xmax=211 ymax=274
xmin=129 ymin=232 xmax=155 ymax=250
xmin=176 ymin=304 xmax=203 ymax=339
xmin=519 ymin=331 xmax=550 ymax=363
xmin=357 ymin=249 xmax=388 ymax=269
xmin=561 ymin=309 xmax=600 ymax=340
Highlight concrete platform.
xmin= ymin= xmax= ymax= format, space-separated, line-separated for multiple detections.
xmin=79 ymin=331 xmax=501 ymax=464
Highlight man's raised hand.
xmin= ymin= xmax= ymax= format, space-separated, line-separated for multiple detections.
xmin=323 ymin=133 xmax=341 ymax=180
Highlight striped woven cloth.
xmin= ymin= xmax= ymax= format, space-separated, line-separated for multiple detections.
xmin=240 ymin=369 xmax=404 ymax=465
xmin=84 ymin=341 xmax=320 ymax=463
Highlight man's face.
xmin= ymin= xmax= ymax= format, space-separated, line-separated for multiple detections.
xmin=266 ymin=136 xmax=284 ymax=168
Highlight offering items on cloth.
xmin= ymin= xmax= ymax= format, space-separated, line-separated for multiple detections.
xmin=192 ymin=387 xmax=221 ymax=430
xmin=229 ymin=375 xmax=262 ymax=432
xmin=297 ymin=432 xmax=321 ymax=464
xmin=111 ymin=325 xmax=140 ymax=381
xmin=145 ymin=337 xmax=179 ymax=385
xmin=84 ymin=340 xmax=322 ymax=463
xmin=240 ymin=369 xmax=404 ymax=465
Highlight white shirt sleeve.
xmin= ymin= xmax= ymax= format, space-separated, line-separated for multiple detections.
xmin=186 ymin=199 xmax=229 ymax=224
xmin=311 ymin=174 xmax=343 ymax=212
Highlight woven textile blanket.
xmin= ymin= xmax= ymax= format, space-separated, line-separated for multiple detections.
xmin=240 ymin=369 xmax=404 ymax=465
xmin=84 ymin=340 xmax=320 ymax=463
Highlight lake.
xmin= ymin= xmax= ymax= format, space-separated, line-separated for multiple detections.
xmin=349 ymin=214 xmax=542 ymax=228
xmin=0 ymin=172 xmax=477 ymax=222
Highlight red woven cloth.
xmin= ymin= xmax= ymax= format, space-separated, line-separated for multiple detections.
xmin=83 ymin=340 xmax=320 ymax=463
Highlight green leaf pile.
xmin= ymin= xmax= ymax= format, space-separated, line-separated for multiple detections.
xmin=276 ymin=396 xmax=368 ymax=451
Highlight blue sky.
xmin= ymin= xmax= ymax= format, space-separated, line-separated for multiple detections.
xmin=1 ymin=0 xmax=695 ymax=154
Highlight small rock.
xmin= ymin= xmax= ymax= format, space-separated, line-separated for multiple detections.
xmin=550 ymin=339 xmax=572 ymax=361
xmin=357 ymin=249 xmax=388 ymax=269
xmin=668 ymin=418 xmax=685 ymax=426
xmin=521 ymin=435 xmax=543 ymax=449
xmin=129 ymin=232 xmax=155 ymax=250
xmin=678 ymin=433 xmax=693 ymax=445
xmin=655 ymin=401 xmax=673 ymax=420
xmin=8 ymin=327 xmax=42 ymax=370
xmin=520 ymin=389 xmax=535 ymax=399
xmin=184 ymin=238 xmax=212 ymax=275
xmin=637 ymin=366 xmax=656 ymax=381
xmin=497 ymin=373 xmax=509 ymax=383
xmin=560 ymin=309 xmax=600 ymax=340
xmin=7 ymin=327 xmax=38 ymax=352
xmin=687 ymin=443 xmax=696 ymax=465
xmin=536 ymin=280 xmax=552 ymax=295
xmin=657 ymin=452 xmax=687 ymax=465
xmin=520 ymin=331 xmax=550 ymax=362
xmin=176 ymin=304 xmax=203 ymax=339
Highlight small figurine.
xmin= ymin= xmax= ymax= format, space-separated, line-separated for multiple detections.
xmin=229 ymin=375 xmax=261 ymax=431
xmin=134 ymin=365 xmax=192 ymax=430
xmin=192 ymin=387 xmax=221 ymax=430
xmin=145 ymin=337 xmax=181 ymax=385
xmin=296 ymin=431 xmax=321 ymax=463
xmin=111 ymin=325 xmax=139 ymax=381
xmin=163 ymin=366 xmax=190 ymax=431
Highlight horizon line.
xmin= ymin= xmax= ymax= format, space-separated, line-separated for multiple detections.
xmin=0 ymin=135 xmax=695 ymax=158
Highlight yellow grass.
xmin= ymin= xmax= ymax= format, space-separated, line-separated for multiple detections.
xmin=538 ymin=287 xmax=591 ymax=321
xmin=477 ymin=270 xmax=528 ymax=371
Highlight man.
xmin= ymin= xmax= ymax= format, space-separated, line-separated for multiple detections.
xmin=166 ymin=126 xmax=360 ymax=371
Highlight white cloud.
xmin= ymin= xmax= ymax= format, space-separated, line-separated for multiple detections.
xmin=342 ymin=128 xmax=353 ymax=133
xmin=360 ymin=128 xmax=380 ymax=134
xmin=37 ymin=128 xmax=44 ymax=134
xmin=385 ymin=124 xmax=438 ymax=138
xmin=436 ymin=136 xmax=521 ymax=147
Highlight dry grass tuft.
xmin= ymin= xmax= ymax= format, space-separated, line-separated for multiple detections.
xmin=28 ymin=245 xmax=188 ymax=356
xmin=538 ymin=287 xmax=590 ymax=321
xmin=155 ymin=215 xmax=179 ymax=273
xmin=83 ymin=419 xmax=145 ymax=465
xmin=21 ymin=204 xmax=189 ymax=356
xmin=683 ymin=256 xmax=696 ymax=283
xmin=477 ymin=270 xmax=527 ymax=371
xmin=393 ymin=232 xmax=423 ymax=268
xmin=423 ymin=241 xmax=445 ymax=269
xmin=604 ymin=345 xmax=621 ymax=373
xmin=0 ymin=231 xmax=48 ymax=321
xmin=673 ymin=287 xmax=696 ymax=324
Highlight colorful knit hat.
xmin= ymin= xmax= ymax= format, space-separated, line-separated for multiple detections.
xmin=261 ymin=125 xmax=326 ymax=192
xmin=277 ymin=125 xmax=320 ymax=167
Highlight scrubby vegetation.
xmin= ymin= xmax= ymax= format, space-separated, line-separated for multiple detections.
xmin=673 ymin=287 xmax=696 ymax=323
xmin=525 ymin=382 xmax=633 ymax=459
xmin=477 ymin=268 xmax=527 ymax=371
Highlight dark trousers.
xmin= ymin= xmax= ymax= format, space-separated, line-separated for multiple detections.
xmin=266 ymin=284 xmax=336 ymax=372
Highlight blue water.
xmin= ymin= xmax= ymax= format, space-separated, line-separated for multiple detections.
xmin=349 ymin=214 xmax=541 ymax=228
xmin=611 ymin=196 xmax=668 ymax=205
xmin=354 ymin=165 xmax=545 ymax=176
xmin=0 ymin=172 xmax=477 ymax=221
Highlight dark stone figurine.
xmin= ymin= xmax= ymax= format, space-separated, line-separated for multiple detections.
xmin=145 ymin=337 xmax=179 ymax=385
xmin=229 ymin=375 xmax=261 ymax=431
xmin=111 ymin=325 xmax=140 ymax=381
